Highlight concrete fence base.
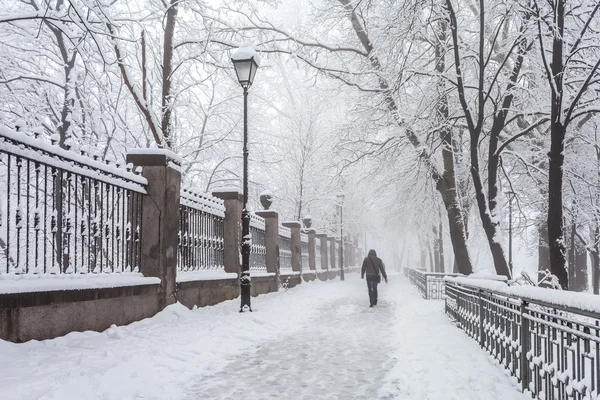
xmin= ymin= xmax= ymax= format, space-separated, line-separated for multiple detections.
xmin=0 ymin=269 xmax=360 ymax=342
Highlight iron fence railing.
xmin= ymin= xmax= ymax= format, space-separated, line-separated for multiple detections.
xmin=300 ymin=232 xmax=309 ymax=271
xmin=178 ymin=190 xmax=225 ymax=272
xmin=250 ymin=214 xmax=266 ymax=273
xmin=446 ymin=279 xmax=600 ymax=400
xmin=0 ymin=125 xmax=146 ymax=275
xmin=406 ymin=268 xmax=461 ymax=299
xmin=278 ymin=226 xmax=292 ymax=272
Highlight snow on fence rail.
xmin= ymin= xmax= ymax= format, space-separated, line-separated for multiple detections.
xmin=249 ymin=213 xmax=266 ymax=273
xmin=445 ymin=278 xmax=600 ymax=400
xmin=300 ymin=232 xmax=309 ymax=271
xmin=278 ymin=226 xmax=293 ymax=272
xmin=0 ymin=124 xmax=145 ymax=276
xmin=405 ymin=268 xmax=460 ymax=299
xmin=177 ymin=190 xmax=225 ymax=272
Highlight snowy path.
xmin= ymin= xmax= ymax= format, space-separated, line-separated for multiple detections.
xmin=0 ymin=274 xmax=526 ymax=400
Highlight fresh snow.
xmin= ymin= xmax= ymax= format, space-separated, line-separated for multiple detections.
xmin=231 ymin=43 xmax=261 ymax=66
xmin=448 ymin=276 xmax=600 ymax=314
xmin=1 ymin=274 xmax=526 ymax=400
xmin=127 ymin=147 xmax=183 ymax=166
xmin=0 ymin=273 xmax=159 ymax=294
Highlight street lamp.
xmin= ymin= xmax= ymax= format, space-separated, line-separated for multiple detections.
xmin=231 ymin=44 xmax=260 ymax=313
xmin=337 ymin=193 xmax=345 ymax=281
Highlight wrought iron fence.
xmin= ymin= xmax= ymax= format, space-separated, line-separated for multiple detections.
xmin=446 ymin=280 xmax=600 ymax=400
xmin=279 ymin=226 xmax=293 ymax=272
xmin=0 ymin=126 xmax=146 ymax=276
xmin=300 ymin=232 xmax=309 ymax=271
xmin=250 ymin=214 xmax=266 ymax=273
xmin=406 ymin=268 xmax=460 ymax=299
xmin=178 ymin=190 xmax=225 ymax=272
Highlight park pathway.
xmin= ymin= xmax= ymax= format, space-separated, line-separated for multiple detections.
xmin=0 ymin=273 xmax=527 ymax=400
xmin=182 ymin=275 xmax=527 ymax=400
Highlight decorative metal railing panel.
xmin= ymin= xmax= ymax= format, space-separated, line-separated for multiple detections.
xmin=0 ymin=125 xmax=146 ymax=275
xmin=446 ymin=280 xmax=600 ymax=400
xmin=249 ymin=214 xmax=266 ymax=273
xmin=300 ymin=232 xmax=309 ymax=271
xmin=278 ymin=226 xmax=292 ymax=272
xmin=406 ymin=268 xmax=460 ymax=299
xmin=178 ymin=190 xmax=225 ymax=272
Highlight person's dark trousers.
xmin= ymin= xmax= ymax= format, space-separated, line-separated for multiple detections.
xmin=366 ymin=275 xmax=379 ymax=306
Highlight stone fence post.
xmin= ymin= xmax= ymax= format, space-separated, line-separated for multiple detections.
xmin=256 ymin=210 xmax=279 ymax=275
xmin=328 ymin=236 xmax=336 ymax=271
xmin=282 ymin=222 xmax=302 ymax=274
xmin=127 ymin=149 xmax=181 ymax=309
xmin=212 ymin=190 xmax=243 ymax=275
xmin=317 ymin=233 xmax=328 ymax=270
xmin=307 ymin=229 xmax=316 ymax=270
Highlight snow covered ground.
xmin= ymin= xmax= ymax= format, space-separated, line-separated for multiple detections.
xmin=0 ymin=274 xmax=526 ymax=400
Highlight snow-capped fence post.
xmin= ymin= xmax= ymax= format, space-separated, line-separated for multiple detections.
xmin=255 ymin=210 xmax=279 ymax=276
xmin=519 ymin=300 xmax=530 ymax=393
xmin=212 ymin=190 xmax=244 ymax=276
xmin=328 ymin=237 xmax=336 ymax=276
xmin=478 ymin=290 xmax=485 ymax=348
xmin=126 ymin=149 xmax=181 ymax=309
xmin=307 ymin=229 xmax=316 ymax=271
xmin=316 ymin=234 xmax=328 ymax=270
xmin=282 ymin=222 xmax=302 ymax=276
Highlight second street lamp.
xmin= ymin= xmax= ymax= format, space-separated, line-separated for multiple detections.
xmin=231 ymin=44 xmax=260 ymax=313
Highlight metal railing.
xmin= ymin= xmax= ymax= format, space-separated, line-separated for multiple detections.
xmin=0 ymin=125 xmax=146 ymax=275
xmin=278 ymin=226 xmax=293 ymax=272
xmin=446 ymin=279 xmax=600 ymax=399
xmin=249 ymin=214 xmax=266 ymax=273
xmin=406 ymin=268 xmax=461 ymax=299
xmin=300 ymin=232 xmax=309 ymax=272
xmin=178 ymin=190 xmax=225 ymax=272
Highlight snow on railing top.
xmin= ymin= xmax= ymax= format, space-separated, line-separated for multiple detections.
xmin=250 ymin=213 xmax=265 ymax=230
xmin=279 ymin=225 xmax=291 ymax=239
xmin=0 ymin=123 xmax=147 ymax=193
xmin=180 ymin=189 xmax=225 ymax=218
xmin=446 ymin=276 xmax=600 ymax=315
xmin=300 ymin=232 xmax=308 ymax=243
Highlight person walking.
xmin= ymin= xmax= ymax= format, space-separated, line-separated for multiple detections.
xmin=361 ymin=249 xmax=388 ymax=307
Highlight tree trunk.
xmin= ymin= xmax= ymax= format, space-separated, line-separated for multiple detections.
xmin=161 ymin=0 xmax=178 ymax=148
xmin=420 ymin=242 xmax=427 ymax=271
xmin=438 ymin=220 xmax=445 ymax=273
xmin=429 ymin=242 xmax=436 ymax=273
xmin=568 ymin=218 xmax=576 ymax=290
xmin=433 ymin=224 xmax=440 ymax=272
xmin=398 ymin=239 xmax=407 ymax=271
xmin=538 ymin=219 xmax=550 ymax=273
xmin=593 ymin=225 xmax=600 ymax=294
xmin=434 ymin=18 xmax=472 ymax=275
xmin=574 ymin=235 xmax=588 ymax=292
xmin=547 ymin=0 xmax=568 ymax=289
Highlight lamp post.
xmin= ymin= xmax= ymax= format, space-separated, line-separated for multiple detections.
xmin=231 ymin=44 xmax=260 ymax=313
xmin=337 ymin=193 xmax=345 ymax=281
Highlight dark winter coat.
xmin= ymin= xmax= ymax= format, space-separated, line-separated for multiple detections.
xmin=361 ymin=249 xmax=387 ymax=280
